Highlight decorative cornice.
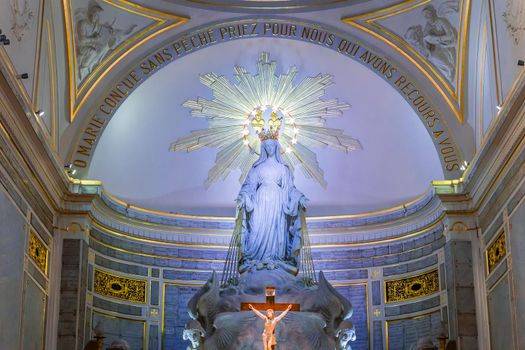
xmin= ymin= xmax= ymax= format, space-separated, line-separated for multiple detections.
xmin=436 ymin=70 xmax=525 ymax=216
xmin=0 ymin=67 xmax=70 ymax=229
xmin=81 ymin=187 xmax=445 ymax=248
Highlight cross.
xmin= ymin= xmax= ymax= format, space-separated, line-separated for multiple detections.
xmin=240 ymin=286 xmax=300 ymax=312
xmin=150 ymin=308 xmax=159 ymax=318
xmin=373 ymin=309 xmax=381 ymax=318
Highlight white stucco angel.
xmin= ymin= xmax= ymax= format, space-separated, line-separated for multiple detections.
xmin=404 ymin=2 xmax=458 ymax=83
xmin=75 ymin=1 xmax=137 ymax=82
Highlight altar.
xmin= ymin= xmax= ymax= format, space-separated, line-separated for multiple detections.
xmin=174 ymin=60 xmax=358 ymax=347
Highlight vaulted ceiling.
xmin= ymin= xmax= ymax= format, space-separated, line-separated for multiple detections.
xmin=6 ymin=0 xmax=512 ymax=216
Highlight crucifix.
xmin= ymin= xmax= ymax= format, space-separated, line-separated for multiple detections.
xmin=241 ymin=287 xmax=300 ymax=350
xmin=240 ymin=286 xmax=301 ymax=312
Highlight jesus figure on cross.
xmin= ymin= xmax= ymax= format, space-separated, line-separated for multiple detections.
xmin=249 ymin=303 xmax=292 ymax=350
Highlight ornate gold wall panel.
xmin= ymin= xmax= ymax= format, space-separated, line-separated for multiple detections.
xmin=385 ymin=269 xmax=439 ymax=303
xmin=486 ymin=231 xmax=506 ymax=274
xmin=28 ymin=231 xmax=49 ymax=274
xmin=94 ymin=269 xmax=147 ymax=303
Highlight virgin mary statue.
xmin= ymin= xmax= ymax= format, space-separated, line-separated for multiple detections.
xmin=236 ymin=138 xmax=308 ymax=275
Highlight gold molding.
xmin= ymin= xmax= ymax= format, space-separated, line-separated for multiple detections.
xmin=65 ymin=17 xmax=463 ymax=178
xmin=89 ymin=209 xmax=444 ymax=249
xmin=384 ymin=269 xmax=439 ymax=303
xmin=342 ymin=0 xmax=471 ymax=123
xmin=33 ymin=19 xmax=58 ymax=149
xmin=28 ymin=230 xmax=49 ymax=275
xmin=183 ymin=0 xmax=349 ymax=10
xmin=62 ymin=0 xmax=189 ymax=121
xmin=101 ymin=188 xmax=432 ymax=221
xmin=487 ymin=0 xmax=502 ymax=105
xmin=478 ymin=22 xmax=487 ymax=145
xmin=94 ymin=268 xmax=147 ymax=303
xmin=91 ymin=219 xmax=230 ymax=248
xmin=90 ymin=234 xmax=222 ymax=270
xmin=486 ymin=230 xmax=506 ymax=274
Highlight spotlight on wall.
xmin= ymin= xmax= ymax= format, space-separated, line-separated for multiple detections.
xmin=36 ymin=110 xmax=44 ymax=117
xmin=518 ymin=60 xmax=525 ymax=67
xmin=64 ymin=163 xmax=77 ymax=177
xmin=459 ymin=160 xmax=469 ymax=171
xmin=16 ymin=73 xmax=29 ymax=80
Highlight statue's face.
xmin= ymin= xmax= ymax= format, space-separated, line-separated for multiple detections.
xmin=266 ymin=309 xmax=275 ymax=319
xmin=89 ymin=8 xmax=102 ymax=22
xmin=405 ymin=28 xmax=419 ymax=43
xmin=338 ymin=329 xmax=356 ymax=348
xmin=423 ymin=8 xmax=436 ymax=22
xmin=183 ymin=330 xmax=201 ymax=347
xmin=263 ymin=140 xmax=277 ymax=156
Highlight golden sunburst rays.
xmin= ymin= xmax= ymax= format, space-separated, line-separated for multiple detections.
xmin=170 ymin=52 xmax=361 ymax=188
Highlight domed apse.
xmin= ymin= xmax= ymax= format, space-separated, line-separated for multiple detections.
xmin=88 ymin=37 xmax=444 ymax=216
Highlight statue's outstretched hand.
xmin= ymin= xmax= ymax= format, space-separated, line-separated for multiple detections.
xmin=287 ymin=304 xmax=292 ymax=311
xmin=236 ymin=196 xmax=246 ymax=209
xmin=299 ymin=196 xmax=309 ymax=209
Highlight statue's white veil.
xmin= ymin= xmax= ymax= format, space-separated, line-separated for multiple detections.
xmin=253 ymin=139 xmax=285 ymax=167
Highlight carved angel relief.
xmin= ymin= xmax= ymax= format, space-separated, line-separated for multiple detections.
xmin=403 ymin=1 xmax=459 ymax=83
xmin=74 ymin=1 xmax=138 ymax=83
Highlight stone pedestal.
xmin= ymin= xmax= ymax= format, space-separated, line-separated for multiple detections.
xmin=184 ymin=270 xmax=356 ymax=350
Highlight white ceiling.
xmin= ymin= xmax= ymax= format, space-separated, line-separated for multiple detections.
xmin=88 ymin=37 xmax=444 ymax=216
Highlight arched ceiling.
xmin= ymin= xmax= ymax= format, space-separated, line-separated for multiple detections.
xmin=3 ymin=0 xmax=522 ymax=215
xmin=51 ymin=0 xmax=478 ymax=216
xmin=88 ymin=38 xmax=443 ymax=216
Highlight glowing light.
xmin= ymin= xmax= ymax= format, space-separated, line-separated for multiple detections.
xmin=171 ymin=52 xmax=361 ymax=188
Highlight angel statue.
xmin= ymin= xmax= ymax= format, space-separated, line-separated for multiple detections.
xmin=183 ymin=320 xmax=206 ymax=350
xmin=236 ymin=133 xmax=308 ymax=275
xmin=249 ymin=304 xmax=292 ymax=350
